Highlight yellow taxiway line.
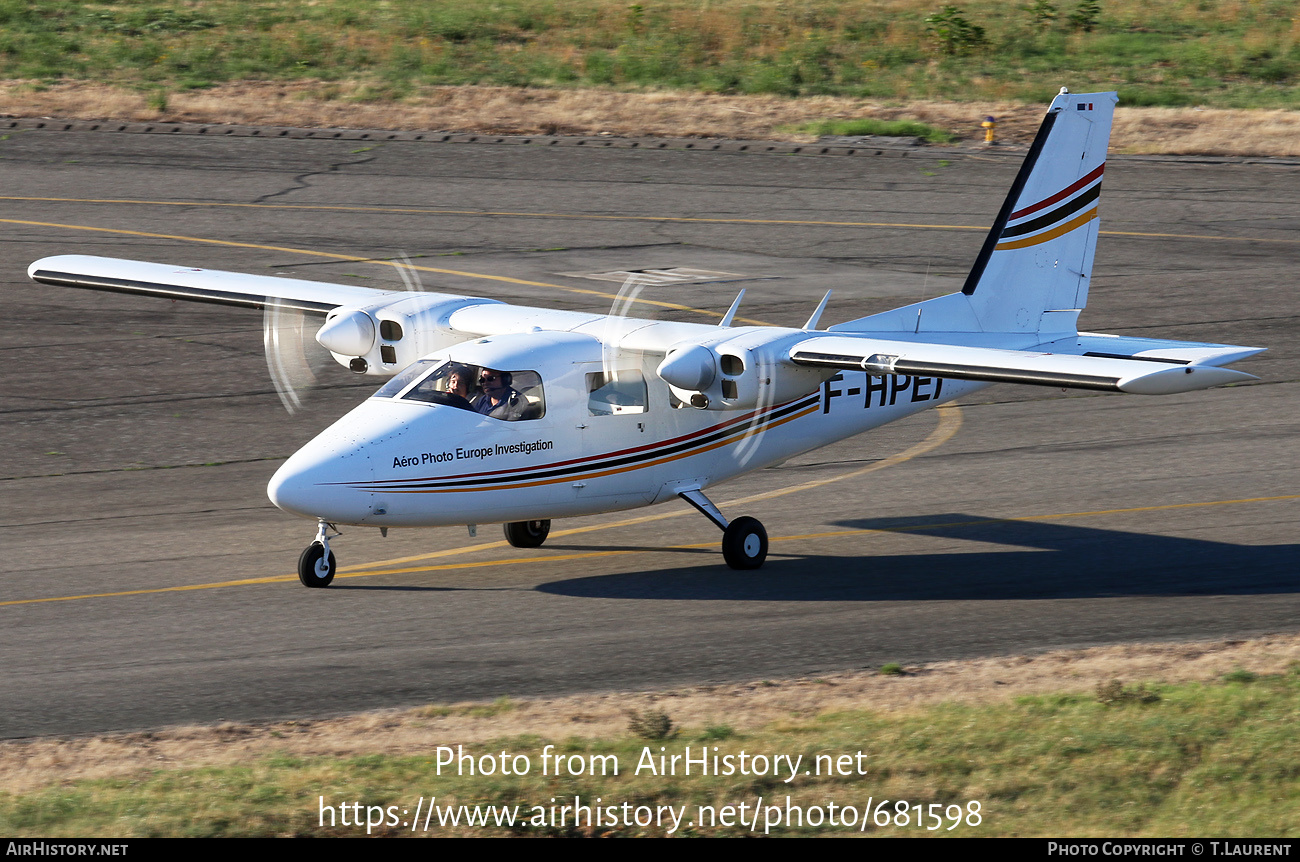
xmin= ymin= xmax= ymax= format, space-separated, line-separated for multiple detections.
xmin=3 ymin=194 xmax=986 ymax=231
xmin=9 ymin=194 xmax=1300 ymax=245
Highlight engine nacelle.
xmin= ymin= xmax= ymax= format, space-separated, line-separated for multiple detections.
xmin=316 ymin=308 xmax=376 ymax=357
xmin=319 ymin=293 xmax=503 ymax=375
xmin=658 ymin=328 xmax=835 ymax=410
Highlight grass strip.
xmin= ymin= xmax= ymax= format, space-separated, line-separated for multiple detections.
xmin=3 ymin=671 xmax=1297 ymax=837
xmin=4 ymin=1 xmax=1300 ymax=109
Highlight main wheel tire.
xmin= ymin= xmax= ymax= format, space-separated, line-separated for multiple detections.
xmin=722 ymin=516 xmax=768 ymax=570
xmin=298 ymin=543 xmax=336 ymax=588
xmin=503 ymin=519 xmax=551 ymax=548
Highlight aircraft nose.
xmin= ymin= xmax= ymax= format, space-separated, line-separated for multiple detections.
xmin=267 ymin=462 xmax=318 ymax=518
xmin=268 ymin=439 xmax=374 ymax=523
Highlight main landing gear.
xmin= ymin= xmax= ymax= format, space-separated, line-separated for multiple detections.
xmin=504 ymin=519 xmax=551 ymax=548
xmin=298 ymin=520 xmax=339 ymax=588
xmin=291 ymin=500 xmax=762 ymax=588
xmin=679 ymin=489 xmax=768 ymax=570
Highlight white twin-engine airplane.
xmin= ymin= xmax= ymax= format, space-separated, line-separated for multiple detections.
xmin=29 ymin=89 xmax=1263 ymax=586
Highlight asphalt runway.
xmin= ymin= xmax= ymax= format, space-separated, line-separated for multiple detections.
xmin=1 ymin=129 xmax=1296 ymax=738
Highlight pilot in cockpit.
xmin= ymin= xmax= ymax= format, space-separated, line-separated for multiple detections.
xmin=472 ymin=368 xmax=527 ymax=421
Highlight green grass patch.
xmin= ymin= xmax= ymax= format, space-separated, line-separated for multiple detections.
xmin=5 ymin=0 xmax=1300 ymax=109
xmin=3 ymin=674 xmax=1299 ymax=837
xmin=795 ymin=118 xmax=958 ymax=143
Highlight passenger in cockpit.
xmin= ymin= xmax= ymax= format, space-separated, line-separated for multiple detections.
xmin=443 ymin=364 xmax=475 ymax=411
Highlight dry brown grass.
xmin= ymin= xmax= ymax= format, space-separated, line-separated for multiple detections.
xmin=1112 ymin=106 xmax=1300 ymax=156
xmin=3 ymin=632 xmax=1298 ymax=795
xmin=5 ymin=80 xmax=1300 ymax=155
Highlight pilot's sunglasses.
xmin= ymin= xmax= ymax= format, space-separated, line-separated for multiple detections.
xmin=481 ymin=374 xmax=500 ymax=382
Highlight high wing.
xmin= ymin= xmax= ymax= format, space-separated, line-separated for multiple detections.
xmin=26 ymin=253 xmax=719 ymax=376
xmin=25 ymin=254 xmax=712 ymax=344
xmin=28 ymin=254 xmax=405 ymax=314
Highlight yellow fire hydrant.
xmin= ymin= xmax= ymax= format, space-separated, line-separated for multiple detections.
xmin=982 ymin=116 xmax=996 ymax=145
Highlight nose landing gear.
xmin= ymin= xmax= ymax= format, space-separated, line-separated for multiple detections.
xmin=298 ymin=520 xmax=340 ymax=587
xmin=678 ymin=489 xmax=768 ymax=570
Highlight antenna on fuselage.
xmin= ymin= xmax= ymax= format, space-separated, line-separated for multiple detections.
xmin=803 ymin=290 xmax=833 ymax=330
xmin=719 ymin=289 xmax=746 ymax=327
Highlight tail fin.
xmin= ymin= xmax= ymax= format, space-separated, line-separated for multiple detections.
xmin=962 ymin=88 xmax=1116 ymax=334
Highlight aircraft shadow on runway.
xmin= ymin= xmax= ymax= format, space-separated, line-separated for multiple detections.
xmin=534 ymin=514 xmax=1300 ymax=602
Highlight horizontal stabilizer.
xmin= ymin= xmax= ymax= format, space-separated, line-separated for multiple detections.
xmin=788 ymin=335 xmax=1259 ymax=395
xmin=28 ymin=255 xmax=404 ymax=314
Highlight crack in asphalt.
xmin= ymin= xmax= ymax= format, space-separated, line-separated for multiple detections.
xmin=251 ymin=150 xmax=380 ymax=204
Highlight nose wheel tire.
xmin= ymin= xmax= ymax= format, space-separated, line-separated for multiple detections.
xmin=722 ymin=516 xmax=768 ymax=570
xmin=298 ymin=542 xmax=337 ymax=587
xmin=504 ymin=519 xmax=551 ymax=548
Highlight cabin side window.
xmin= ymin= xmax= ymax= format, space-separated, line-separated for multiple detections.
xmin=474 ymin=369 xmax=545 ymax=421
xmin=587 ymin=369 xmax=648 ymax=415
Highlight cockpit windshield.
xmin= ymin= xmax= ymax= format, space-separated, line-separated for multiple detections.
xmin=372 ymin=358 xmax=440 ymax=399
xmin=375 ymin=359 xmax=545 ymax=421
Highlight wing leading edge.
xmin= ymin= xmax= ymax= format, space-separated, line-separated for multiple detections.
xmin=28 ymin=255 xmax=405 ymax=315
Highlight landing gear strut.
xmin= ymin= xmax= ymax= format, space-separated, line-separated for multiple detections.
xmin=678 ymin=489 xmax=768 ymax=570
xmin=298 ymin=520 xmax=339 ymax=587
xmin=504 ymin=519 xmax=551 ymax=548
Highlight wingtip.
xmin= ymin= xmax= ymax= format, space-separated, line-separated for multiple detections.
xmin=1117 ymin=365 xmax=1258 ymax=395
